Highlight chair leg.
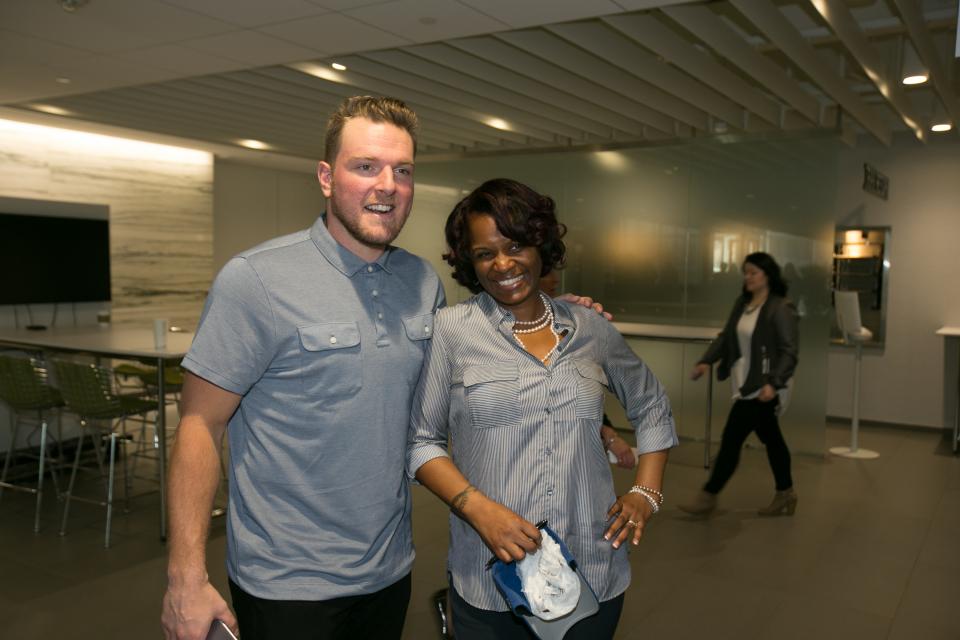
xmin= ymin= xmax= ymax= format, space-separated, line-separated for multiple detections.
xmin=0 ymin=416 xmax=20 ymax=501
xmin=45 ymin=419 xmax=62 ymax=499
xmin=60 ymin=421 xmax=87 ymax=537
xmin=121 ymin=418 xmax=131 ymax=512
xmin=104 ymin=433 xmax=117 ymax=549
xmin=34 ymin=419 xmax=49 ymax=534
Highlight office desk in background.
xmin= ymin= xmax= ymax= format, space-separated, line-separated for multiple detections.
xmin=0 ymin=326 xmax=194 ymax=540
xmin=936 ymin=326 xmax=960 ymax=454
xmin=614 ymin=322 xmax=720 ymax=468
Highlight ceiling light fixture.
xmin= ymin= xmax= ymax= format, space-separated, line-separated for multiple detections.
xmin=238 ymin=139 xmax=269 ymax=150
xmin=290 ymin=63 xmax=345 ymax=84
xmin=930 ymin=101 xmax=952 ymax=132
xmin=331 ymin=62 xmax=346 ymax=71
xmin=485 ymin=118 xmax=510 ymax=131
xmin=900 ymin=41 xmax=928 ymax=85
xmin=31 ymin=104 xmax=71 ymax=116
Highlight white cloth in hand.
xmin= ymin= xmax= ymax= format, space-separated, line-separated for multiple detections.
xmin=516 ymin=529 xmax=581 ymax=620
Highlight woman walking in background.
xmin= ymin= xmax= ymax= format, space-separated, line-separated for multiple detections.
xmin=680 ymin=252 xmax=799 ymax=517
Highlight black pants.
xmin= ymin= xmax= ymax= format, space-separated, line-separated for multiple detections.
xmin=704 ymin=398 xmax=793 ymax=494
xmin=448 ymin=584 xmax=624 ymax=640
xmin=228 ymin=573 xmax=411 ymax=640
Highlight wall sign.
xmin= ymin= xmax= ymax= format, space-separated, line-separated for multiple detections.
xmin=862 ymin=163 xmax=889 ymax=200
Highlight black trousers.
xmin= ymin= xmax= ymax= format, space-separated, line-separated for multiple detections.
xmin=228 ymin=573 xmax=411 ymax=640
xmin=704 ymin=398 xmax=793 ymax=494
xmin=448 ymin=584 xmax=624 ymax=640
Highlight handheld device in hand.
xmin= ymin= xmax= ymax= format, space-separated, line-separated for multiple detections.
xmin=206 ymin=620 xmax=238 ymax=640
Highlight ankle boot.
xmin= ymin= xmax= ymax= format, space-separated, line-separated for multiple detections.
xmin=758 ymin=488 xmax=797 ymax=516
xmin=678 ymin=490 xmax=717 ymax=515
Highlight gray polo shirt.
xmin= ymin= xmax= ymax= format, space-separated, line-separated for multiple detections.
xmin=183 ymin=215 xmax=444 ymax=600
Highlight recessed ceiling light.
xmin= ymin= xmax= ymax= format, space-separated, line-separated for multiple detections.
xmin=55 ymin=77 xmax=71 ymax=84
xmin=902 ymin=74 xmax=928 ymax=85
xmin=31 ymin=104 xmax=71 ymax=116
xmin=238 ymin=139 xmax=269 ymax=150
xmin=485 ymin=118 xmax=510 ymax=131
xmin=931 ymin=123 xmax=952 ymax=132
xmin=331 ymin=62 xmax=346 ymax=71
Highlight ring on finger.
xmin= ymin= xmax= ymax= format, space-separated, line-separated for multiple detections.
xmin=626 ymin=519 xmax=638 ymax=527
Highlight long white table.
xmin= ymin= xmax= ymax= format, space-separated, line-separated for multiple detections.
xmin=0 ymin=326 xmax=194 ymax=540
xmin=614 ymin=322 xmax=721 ymax=468
xmin=936 ymin=326 xmax=960 ymax=454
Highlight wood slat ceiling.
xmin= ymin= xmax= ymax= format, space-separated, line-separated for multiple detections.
xmin=10 ymin=0 xmax=958 ymax=159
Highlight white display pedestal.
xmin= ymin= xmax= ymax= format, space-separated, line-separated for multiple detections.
xmin=830 ymin=291 xmax=880 ymax=459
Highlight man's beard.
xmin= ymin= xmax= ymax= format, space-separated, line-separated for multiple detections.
xmin=328 ymin=188 xmax=409 ymax=249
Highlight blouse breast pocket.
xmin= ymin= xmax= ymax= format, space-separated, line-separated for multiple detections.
xmin=573 ymin=358 xmax=608 ymax=420
xmin=463 ymin=361 xmax=521 ymax=428
xmin=297 ymin=322 xmax=362 ymax=397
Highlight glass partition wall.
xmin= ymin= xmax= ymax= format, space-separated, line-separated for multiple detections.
xmin=399 ymin=135 xmax=840 ymax=455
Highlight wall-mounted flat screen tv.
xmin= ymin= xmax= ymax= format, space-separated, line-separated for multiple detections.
xmin=0 ymin=212 xmax=111 ymax=305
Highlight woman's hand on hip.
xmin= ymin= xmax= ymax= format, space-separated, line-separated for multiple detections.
xmin=605 ymin=493 xmax=653 ymax=549
xmin=758 ymin=384 xmax=777 ymax=402
xmin=462 ymin=495 xmax=542 ymax=563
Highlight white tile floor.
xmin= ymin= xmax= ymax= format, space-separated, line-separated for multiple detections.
xmin=1 ymin=422 xmax=957 ymax=639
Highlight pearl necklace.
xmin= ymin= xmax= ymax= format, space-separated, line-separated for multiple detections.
xmin=513 ymin=325 xmax=560 ymax=364
xmin=511 ymin=293 xmax=551 ymax=333
xmin=512 ymin=295 xmax=560 ymax=363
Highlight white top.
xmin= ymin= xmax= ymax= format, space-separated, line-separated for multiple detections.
xmin=731 ymin=307 xmax=761 ymax=400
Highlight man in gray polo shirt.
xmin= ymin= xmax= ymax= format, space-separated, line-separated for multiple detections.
xmin=161 ymin=97 xmax=442 ymax=640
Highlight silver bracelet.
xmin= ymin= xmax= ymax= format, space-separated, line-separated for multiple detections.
xmin=629 ymin=484 xmax=663 ymax=505
xmin=635 ymin=489 xmax=660 ymax=514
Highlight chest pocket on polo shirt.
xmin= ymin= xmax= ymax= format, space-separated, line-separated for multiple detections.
xmin=573 ymin=359 xmax=608 ymax=419
xmin=400 ymin=312 xmax=435 ymax=384
xmin=463 ymin=361 xmax=521 ymax=428
xmin=297 ymin=322 xmax=362 ymax=397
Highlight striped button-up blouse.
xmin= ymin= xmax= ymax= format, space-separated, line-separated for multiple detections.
xmin=408 ymin=292 xmax=678 ymax=611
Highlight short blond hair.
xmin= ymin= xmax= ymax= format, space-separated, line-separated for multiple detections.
xmin=324 ymin=96 xmax=419 ymax=164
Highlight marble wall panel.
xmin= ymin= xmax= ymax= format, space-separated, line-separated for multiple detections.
xmin=0 ymin=119 xmax=213 ymax=328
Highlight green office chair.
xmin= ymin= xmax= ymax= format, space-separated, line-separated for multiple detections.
xmin=113 ymin=362 xmax=184 ymax=482
xmin=0 ymin=355 xmax=65 ymax=533
xmin=52 ymin=359 xmax=156 ymax=548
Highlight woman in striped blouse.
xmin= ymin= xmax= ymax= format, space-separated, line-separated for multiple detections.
xmin=407 ymin=178 xmax=678 ymax=639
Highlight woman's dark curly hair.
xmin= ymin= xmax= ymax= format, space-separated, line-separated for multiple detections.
xmin=443 ymin=178 xmax=566 ymax=294
xmin=742 ymin=251 xmax=789 ymax=298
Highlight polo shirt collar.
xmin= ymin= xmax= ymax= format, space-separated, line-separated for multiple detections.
xmin=310 ymin=214 xmax=395 ymax=276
